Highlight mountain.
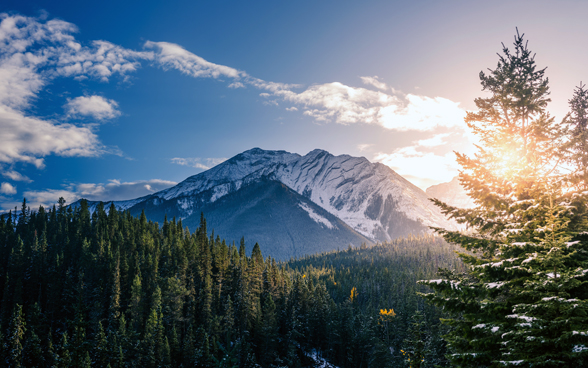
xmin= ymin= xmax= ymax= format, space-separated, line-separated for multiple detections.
xmin=426 ymin=176 xmax=475 ymax=209
xmin=74 ymin=148 xmax=457 ymax=258
xmin=129 ymin=178 xmax=372 ymax=260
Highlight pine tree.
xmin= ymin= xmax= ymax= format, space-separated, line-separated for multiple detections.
xmin=564 ymin=82 xmax=588 ymax=190
xmin=6 ymin=304 xmax=26 ymax=368
xmin=401 ymin=310 xmax=428 ymax=368
xmin=55 ymin=332 xmax=72 ymax=368
xmin=421 ymin=30 xmax=588 ymax=367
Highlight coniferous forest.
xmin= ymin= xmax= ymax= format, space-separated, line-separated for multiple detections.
xmin=0 ymin=199 xmax=462 ymax=367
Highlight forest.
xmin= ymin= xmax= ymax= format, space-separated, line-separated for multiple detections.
xmin=0 ymin=199 xmax=462 ymax=367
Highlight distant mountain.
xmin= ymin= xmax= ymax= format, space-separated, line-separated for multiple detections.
xmin=74 ymin=148 xmax=457 ymax=259
xmin=426 ymin=176 xmax=475 ymax=209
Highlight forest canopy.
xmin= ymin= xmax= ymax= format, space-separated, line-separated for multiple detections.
xmin=0 ymin=199 xmax=462 ymax=367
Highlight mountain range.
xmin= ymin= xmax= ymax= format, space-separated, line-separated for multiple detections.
xmin=74 ymin=148 xmax=463 ymax=259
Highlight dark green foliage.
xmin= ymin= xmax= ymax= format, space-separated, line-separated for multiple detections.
xmin=0 ymin=199 xmax=461 ymax=367
xmin=288 ymin=235 xmax=464 ymax=367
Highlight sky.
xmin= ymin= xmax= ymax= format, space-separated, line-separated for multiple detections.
xmin=1 ymin=0 xmax=588 ymax=212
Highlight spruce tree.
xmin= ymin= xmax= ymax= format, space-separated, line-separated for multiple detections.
xmin=6 ymin=304 xmax=26 ymax=368
xmin=564 ymin=82 xmax=588 ymax=190
xmin=421 ymin=30 xmax=588 ymax=367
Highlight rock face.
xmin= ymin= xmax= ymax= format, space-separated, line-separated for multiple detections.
xmin=74 ymin=148 xmax=458 ymax=259
xmin=426 ymin=176 xmax=475 ymax=209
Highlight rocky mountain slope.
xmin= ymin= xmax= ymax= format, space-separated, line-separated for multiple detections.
xmin=74 ymin=148 xmax=458 ymax=258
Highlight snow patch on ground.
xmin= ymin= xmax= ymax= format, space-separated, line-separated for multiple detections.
xmin=309 ymin=350 xmax=339 ymax=368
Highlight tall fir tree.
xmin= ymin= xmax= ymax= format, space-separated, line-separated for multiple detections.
xmin=6 ymin=304 xmax=26 ymax=368
xmin=563 ymin=82 xmax=588 ymax=190
xmin=421 ymin=30 xmax=588 ymax=367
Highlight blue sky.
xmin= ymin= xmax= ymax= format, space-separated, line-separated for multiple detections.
xmin=1 ymin=0 xmax=588 ymax=211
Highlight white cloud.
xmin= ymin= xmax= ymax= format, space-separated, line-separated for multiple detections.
xmin=286 ymin=106 xmax=298 ymax=111
xmin=0 ymin=13 xmax=149 ymax=170
xmin=65 ymin=95 xmax=121 ymax=120
xmin=54 ymin=40 xmax=151 ymax=82
xmin=2 ymin=169 xmax=30 ymax=182
xmin=73 ymin=179 xmax=177 ymax=201
xmin=379 ymin=94 xmax=467 ymax=131
xmin=269 ymin=82 xmax=467 ymax=133
xmin=145 ymin=41 xmax=242 ymax=79
xmin=0 ymin=182 xmax=16 ymax=194
xmin=5 ymin=179 xmax=178 ymax=211
xmin=357 ymin=143 xmax=373 ymax=152
xmin=276 ymin=82 xmax=398 ymax=125
xmin=374 ymin=148 xmax=459 ymax=190
xmin=360 ymin=76 xmax=388 ymax=90
xmin=138 ymin=39 xmax=468 ymax=136
xmin=0 ymin=105 xmax=101 ymax=167
xmin=171 ymin=157 xmax=227 ymax=170
xmin=228 ymin=82 xmax=244 ymax=89
xmin=417 ymin=133 xmax=451 ymax=147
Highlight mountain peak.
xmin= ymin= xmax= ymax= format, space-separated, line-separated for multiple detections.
xmin=76 ymin=147 xmax=457 ymax=255
xmin=305 ymin=148 xmax=330 ymax=157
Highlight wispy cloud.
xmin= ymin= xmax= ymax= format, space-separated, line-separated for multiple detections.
xmin=360 ymin=76 xmax=388 ymax=90
xmin=357 ymin=143 xmax=373 ymax=152
xmin=73 ymin=179 xmax=177 ymax=201
xmin=145 ymin=41 xmax=242 ymax=79
xmin=171 ymin=157 xmax=227 ymax=170
xmin=64 ymin=95 xmax=121 ymax=120
xmin=140 ymin=42 xmax=469 ymax=134
xmin=1 ymin=179 xmax=177 ymax=211
xmin=2 ymin=169 xmax=31 ymax=182
xmin=228 ymin=82 xmax=245 ymax=89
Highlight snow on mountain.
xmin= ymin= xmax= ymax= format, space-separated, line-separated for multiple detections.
xmin=89 ymin=148 xmax=457 ymax=242
xmin=298 ymin=202 xmax=334 ymax=230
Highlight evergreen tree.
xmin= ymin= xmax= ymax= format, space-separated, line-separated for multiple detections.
xmin=401 ymin=310 xmax=428 ymax=368
xmin=564 ymin=82 xmax=588 ymax=190
xmin=6 ymin=304 xmax=26 ymax=368
xmin=421 ymin=30 xmax=588 ymax=366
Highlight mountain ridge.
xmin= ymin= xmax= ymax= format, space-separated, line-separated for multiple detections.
xmin=73 ymin=148 xmax=458 ymax=258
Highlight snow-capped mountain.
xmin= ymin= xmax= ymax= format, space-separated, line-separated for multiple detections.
xmin=77 ymin=148 xmax=457 ymax=246
xmin=426 ymin=176 xmax=475 ymax=209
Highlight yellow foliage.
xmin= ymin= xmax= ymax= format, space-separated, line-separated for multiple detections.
xmin=379 ymin=308 xmax=396 ymax=317
xmin=349 ymin=287 xmax=357 ymax=301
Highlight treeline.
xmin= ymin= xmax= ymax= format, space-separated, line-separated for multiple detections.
xmin=0 ymin=199 xmax=462 ymax=367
